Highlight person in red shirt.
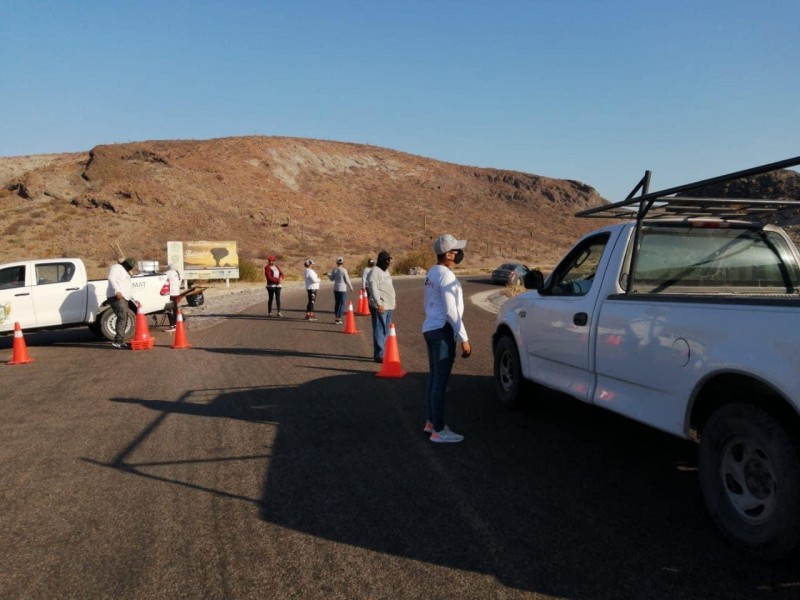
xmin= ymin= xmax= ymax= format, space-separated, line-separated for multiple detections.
xmin=264 ymin=256 xmax=284 ymax=317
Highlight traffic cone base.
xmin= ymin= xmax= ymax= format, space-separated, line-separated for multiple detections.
xmin=171 ymin=310 xmax=191 ymax=349
xmin=7 ymin=322 xmax=34 ymax=365
xmin=342 ymin=302 xmax=360 ymax=334
xmin=131 ymin=304 xmax=154 ymax=351
xmin=376 ymin=323 xmax=407 ymax=378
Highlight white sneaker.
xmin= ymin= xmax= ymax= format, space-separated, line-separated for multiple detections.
xmin=430 ymin=426 xmax=464 ymax=443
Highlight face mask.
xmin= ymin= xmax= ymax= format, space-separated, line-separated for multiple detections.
xmin=453 ymin=249 xmax=465 ymax=265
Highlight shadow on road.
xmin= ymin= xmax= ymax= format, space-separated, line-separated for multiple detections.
xmin=91 ymin=369 xmax=800 ymax=598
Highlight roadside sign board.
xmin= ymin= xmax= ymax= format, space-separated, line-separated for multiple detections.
xmin=167 ymin=241 xmax=240 ymax=281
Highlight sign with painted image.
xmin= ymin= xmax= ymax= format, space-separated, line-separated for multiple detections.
xmin=167 ymin=241 xmax=240 ymax=281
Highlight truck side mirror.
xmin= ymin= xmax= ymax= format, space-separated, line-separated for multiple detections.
xmin=523 ymin=269 xmax=544 ymax=290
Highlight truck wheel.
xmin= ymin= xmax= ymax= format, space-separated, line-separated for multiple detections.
xmin=494 ymin=334 xmax=528 ymax=408
xmin=98 ymin=306 xmax=136 ymax=342
xmin=698 ymin=403 xmax=800 ymax=560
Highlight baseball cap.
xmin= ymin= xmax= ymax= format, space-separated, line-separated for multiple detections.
xmin=305 ymin=259 xmax=315 ymax=267
xmin=121 ymin=257 xmax=136 ymax=271
xmin=433 ymin=234 xmax=467 ymax=255
xmin=268 ymin=256 xmax=276 ymax=261
xmin=336 ymin=256 xmax=344 ymax=264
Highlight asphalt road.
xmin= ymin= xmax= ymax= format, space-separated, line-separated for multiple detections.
xmin=2 ymin=277 xmax=799 ymax=599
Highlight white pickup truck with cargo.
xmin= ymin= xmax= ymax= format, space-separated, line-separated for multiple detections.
xmin=492 ymin=157 xmax=800 ymax=560
xmin=0 ymin=258 xmax=171 ymax=342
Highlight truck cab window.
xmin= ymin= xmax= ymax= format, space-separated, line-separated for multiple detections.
xmin=632 ymin=226 xmax=800 ymax=293
xmin=0 ymin=266 xmax=26 ymax=289
xmin=35 ymin=263 xmax=73 ymax=285
xmin=547 ymin=233 xmax=610 ymax=296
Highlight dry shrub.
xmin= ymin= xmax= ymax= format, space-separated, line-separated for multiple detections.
xmin=238 ymin=256 xmax=262 ymax=282
xmin=393 ymin=249 xmax=433 ymax=276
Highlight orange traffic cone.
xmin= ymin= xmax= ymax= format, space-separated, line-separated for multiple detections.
xmin=7 ymin=322 xmax=34 ymax=365
xmin=130 ymin=303 xmax=155 ymax=350
xmin=171 ymin=310 xmax=191 ymax=349
xmin=376 ymin=323 xmax=407 ymax=378
xmin=342 ymin=302 xmax=360 ymax=334
xmin=357 ymin=289 xmax=370 ymax=316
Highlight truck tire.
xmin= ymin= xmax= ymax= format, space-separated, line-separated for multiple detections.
xmin=98 ymin=306 xmax=136 ymax=342
xmin=699 ymin=403 xmax=800 ymax=560
xmin=494 ymin=334 xmax=529 ymax=408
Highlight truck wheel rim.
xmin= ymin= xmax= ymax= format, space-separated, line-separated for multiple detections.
xmin=719 ymin=436 xmax=777 ymax=525
xmin=499 ymin=351 xmax=516 ymax=391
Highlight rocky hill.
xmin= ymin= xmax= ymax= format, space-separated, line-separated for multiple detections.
xmin=0 ymin=136 xmax=608 ymax=278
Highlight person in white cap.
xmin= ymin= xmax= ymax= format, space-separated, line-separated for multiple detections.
xmin=303 ymin=259 xmax=320 ymax=321
xmin=422 ymin=234 xmax=472 ymax=443
xmin=327 ymin=256 xmax=353 ymax=325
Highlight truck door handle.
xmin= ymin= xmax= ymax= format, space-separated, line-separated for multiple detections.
xmin=14 ymin=292 xmax=31 ymax=297
xmin=573 ymin=312 xmax=588 ymax=326
xmin=65 ymin=287 xmax=79 ymax=291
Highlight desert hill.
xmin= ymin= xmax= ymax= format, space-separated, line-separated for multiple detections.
xmin=0 ymin=136 xmax=608 ymax=278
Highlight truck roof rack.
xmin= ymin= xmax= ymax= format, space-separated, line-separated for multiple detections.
xmin=576 ymin=156 xmax=800 ymax=221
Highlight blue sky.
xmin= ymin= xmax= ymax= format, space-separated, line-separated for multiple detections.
xmin=2 ymin=0 xmax=798 ymax=201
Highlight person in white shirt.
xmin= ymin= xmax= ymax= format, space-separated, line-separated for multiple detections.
xmin=106 ymin=257 xmax=136 ymax=348
xmin=165 ymin=264 xmax=181 ymax=330
xmin=303 ymin=259 xmax=321 ymax=321
xmin=421 ymin=234 xmax=472 ymax=443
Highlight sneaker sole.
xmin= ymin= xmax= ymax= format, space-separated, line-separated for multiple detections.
xmin=430 ymin=436 xmax=463 ymax=443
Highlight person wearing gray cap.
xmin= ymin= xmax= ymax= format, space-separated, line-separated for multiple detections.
xmin=422 ymin=234 xmax=472 ymax=443
xmin=327 ymin=256 xmax=353 ymax=325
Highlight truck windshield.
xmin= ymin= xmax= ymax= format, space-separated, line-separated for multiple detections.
xmin=631 ymin=226 xmax=800 ymax=293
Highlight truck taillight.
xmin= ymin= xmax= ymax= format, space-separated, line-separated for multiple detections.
xmin=689 ymin=220 xmax=730 ymax=228
xmin=160 ymin=283 xmax=170 ymax=296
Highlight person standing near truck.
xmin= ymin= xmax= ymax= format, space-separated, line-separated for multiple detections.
xmin=265 ymin=256 xmax=284 ymax=317
xmin=165 ymin=264 xmax=181 ymax=331
xmin=422 ymin=234 xmax=471 ymax=443
xmin=107 ymin=257 xmax=136 ymax=349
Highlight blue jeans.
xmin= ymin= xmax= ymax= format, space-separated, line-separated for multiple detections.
xmin=424 ymin=323 xmax=456 ymax=432
xmin=369 ymin=306 xmax=393 ymax=361
xmin=333 ymin=290 xmax=347 ymax=319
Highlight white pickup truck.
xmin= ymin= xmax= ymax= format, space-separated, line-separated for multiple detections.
xmin=492 ymin=157 xmax=800 ymax=560
xmin=0 ymin=258 xmax=171 ymax=341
